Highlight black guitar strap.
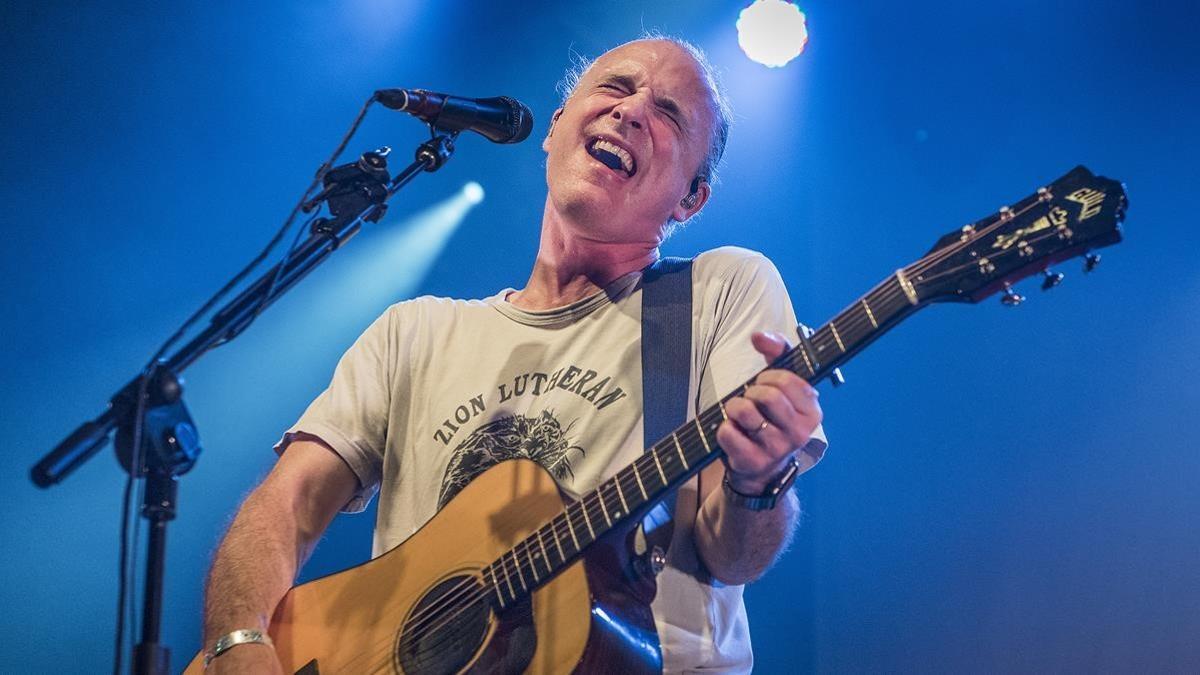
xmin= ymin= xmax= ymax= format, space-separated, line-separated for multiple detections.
xmin=639 ymin=256 xmax=693 ymax=555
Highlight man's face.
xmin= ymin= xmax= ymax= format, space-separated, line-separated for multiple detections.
xmin=543 ymin=40 xmax=715 ymax=244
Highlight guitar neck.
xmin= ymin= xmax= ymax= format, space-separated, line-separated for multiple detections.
xmin=479 ymin=164 xmax=1130 ymax=609
xmin=481 ymin=271 xmax=923 ymax=609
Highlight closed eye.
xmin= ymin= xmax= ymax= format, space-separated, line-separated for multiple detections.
xmin=657 ymin=106 xmax=682 ymax=129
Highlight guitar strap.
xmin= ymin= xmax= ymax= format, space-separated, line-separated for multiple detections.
xmin=639 ymin=256 xmax=693 ymax=557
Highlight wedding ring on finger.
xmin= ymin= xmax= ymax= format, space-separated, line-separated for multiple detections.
xmin=749 ymin=419 xmax=769 ymax=437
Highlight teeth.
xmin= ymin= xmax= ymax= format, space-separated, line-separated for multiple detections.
xmin=592 ymin=138 xmax=634 ymax=174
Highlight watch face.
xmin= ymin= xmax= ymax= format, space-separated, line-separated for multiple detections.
xmin=772 ymin=455 xmax=801 ymax=494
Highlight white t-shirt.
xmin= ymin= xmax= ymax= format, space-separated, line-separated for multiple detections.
xmin=279 ymin=246 xmax=828 ymax=673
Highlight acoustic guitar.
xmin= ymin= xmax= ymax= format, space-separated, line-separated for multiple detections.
xmin=185 ymin=166 xmax=1127 ymax=674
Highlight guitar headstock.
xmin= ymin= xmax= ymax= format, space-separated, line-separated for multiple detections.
xmin=909 ymin=166 xmax=1127 ymax=304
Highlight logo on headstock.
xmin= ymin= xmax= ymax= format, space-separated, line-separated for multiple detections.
xmin=992 ymin=216 xmax=1052 ymax=251
xmin=1066 ymin=188 xmax=1106 ymax=221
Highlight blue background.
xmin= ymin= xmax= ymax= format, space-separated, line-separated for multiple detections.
xmin=2 ymin=1 xmax=1197 ymax=672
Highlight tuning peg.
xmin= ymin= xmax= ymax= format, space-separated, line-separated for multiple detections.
xmin=1084 ymin=253 xmax=1101 ymax=273
xmin=829 ymin=368 xmax=846 ymax=387
xmin=1000 ymin=283 xmax=1025 ymax=307
xmin=1040 ymin=269 xmax=1065 ymax=291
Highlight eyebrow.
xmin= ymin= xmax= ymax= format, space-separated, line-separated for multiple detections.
xmin=600 ymin=73 xmax=686 ymax=126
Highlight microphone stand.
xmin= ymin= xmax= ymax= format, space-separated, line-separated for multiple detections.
xmin=31 ymin=128 xmax=459 ymax=675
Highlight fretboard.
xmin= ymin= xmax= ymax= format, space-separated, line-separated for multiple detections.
xmin=481 ymin=270 xmax=922 ymax=609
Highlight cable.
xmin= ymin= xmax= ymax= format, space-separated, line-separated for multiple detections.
xmin=112 ymin=93 xmax=379 ymax=675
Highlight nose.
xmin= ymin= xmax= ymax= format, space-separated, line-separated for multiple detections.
xmin=610 ymin=94 xmax=648 ymax=131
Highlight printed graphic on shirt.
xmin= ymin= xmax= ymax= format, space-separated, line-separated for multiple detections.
xmin=432 ymin=362 xmax=633 ymax=509
xmin=436 ymin=410 xmax=584 ymax=508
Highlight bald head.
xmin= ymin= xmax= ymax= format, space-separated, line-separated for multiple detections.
xmin=558 ymin=36 xmax=731 ymax=187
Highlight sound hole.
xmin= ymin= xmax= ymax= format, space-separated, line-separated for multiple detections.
xmin=395 ymin=574 xmax=491 ymax=675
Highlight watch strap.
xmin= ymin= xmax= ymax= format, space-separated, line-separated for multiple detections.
xmin=722 ymin=454 xmax=800 ymax=511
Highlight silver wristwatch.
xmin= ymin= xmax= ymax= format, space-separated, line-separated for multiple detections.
xmin=722 ymin=455 xmax=801 ymax=511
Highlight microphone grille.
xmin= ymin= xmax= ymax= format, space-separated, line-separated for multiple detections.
xmin=500 ymin=96 xmax=534 ymax=144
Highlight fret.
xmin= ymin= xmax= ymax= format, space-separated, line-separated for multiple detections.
xmin=596 ymin=486 xmax=612 ymax=526
xmin=523 ymin=541 xmax=540 ymax=583
xmin=535 ymin=527 xmax=551 ymax=574
xmin=495 ymin=556 xmax=514 ymax=602
xmin=563 ymin=510 xmax=581 ymax=551
xmin=824 ymin=326 xmax=842 ymax=354
xmin=484 ymin=566 xmax=506 ymax=609
xmin=718 ymin=401 xmax=729 ymax=420
xmin=693 ymin=418 xmax=712 ymax=453
xmin=839 ymin=305 xmax=871 ymax=344
xmin=578 ymin=500 xmax=596 ymax=540
xmin=549 ymin=520 xmax=566 ymax=561
xmin=604 ymin=479 xmax=624 ymax=520
xmin=631 ymin=461 xmax=648 ymax=499
xmin=651 ymin=447 xmax=667 ymax=483
xmin=613 ymin=476 xmax=629 ymax=514
xmin=509 ymin=550 xmax=528 ymax=593
xmin=793 ymin=336 xmax=815 ymax=375
xmin=861 ymin=298 xmax=878 ymax=328
xmin=673 ymin=431 xmax=690 ymax=469
xmin=828 ymin=320 xmax=846 ymax=352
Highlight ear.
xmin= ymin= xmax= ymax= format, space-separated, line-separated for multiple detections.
xmin=670 ymin=178 xmax=712 ymax=223
xmin=542 ymin=107 xmax=564 ymax=152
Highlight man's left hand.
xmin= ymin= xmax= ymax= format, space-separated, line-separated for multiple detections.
xmin=715 ymin=331 xmax=823 ymax=495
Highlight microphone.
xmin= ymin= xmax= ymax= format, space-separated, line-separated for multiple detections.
xmin=374 ymin=89 xmax=534 ymax=144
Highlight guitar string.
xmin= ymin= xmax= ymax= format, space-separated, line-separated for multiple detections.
xmin=352 ymin=445 xmax=683 ymax=671
xmin=373 ymin=203 xmax=1069 ymax=665
xmin=341 ymin=458 xmax=662 ymax=672
xmin=353 ymin=252 xmax=996 ymax=671
xmin=895 ymin=227 xmax=1081 ymax=289
xmin=351 ymin=431 xmax=710 ymax=673
xmin=345 ymin=374 xmax=749 ymax=669
xmin=350 ymin=239 xmax=1001 ymax=670
xmin=350 ymin=195 xmax=1060 ymax=671
xmin=355 ymin=381 xmax=816 ymax=674
xmin=377 ymin=412 xmax=718 ymax=648
xmin=354 ymin=246 xmax=1028 ymax=674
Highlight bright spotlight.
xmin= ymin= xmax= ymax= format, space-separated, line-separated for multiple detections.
xmin=737 ymin=0 xmax=809 ymax=68
xmin=462 ymin=181 xmax=485 ymax=205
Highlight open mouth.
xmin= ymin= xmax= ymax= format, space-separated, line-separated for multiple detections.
xmin=586 ymin=137 xmax=637 ymax=178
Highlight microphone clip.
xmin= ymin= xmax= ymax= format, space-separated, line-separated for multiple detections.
xmin=302 ymin=147 xmax=394 ymax=231
xmin=416 ymin=128 xmax=457 ymax=172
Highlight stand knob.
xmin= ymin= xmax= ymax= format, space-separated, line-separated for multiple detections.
xmin=1041 ymin=269 xmax=1065 ymax=291
xmin=1084 ymin=253 xmax=1101 ymax=272
xmin=1000 ymin=283 xmax=1025 ymax=307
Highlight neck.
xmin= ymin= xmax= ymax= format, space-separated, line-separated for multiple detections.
xmin=508 ymin=198 xmax=660 ymax=310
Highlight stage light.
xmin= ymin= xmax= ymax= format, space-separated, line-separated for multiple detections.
xmin=737 ymin=0 xmax=809 ymax=68
xmin=462 ymin=181 xmax=485 ymax=205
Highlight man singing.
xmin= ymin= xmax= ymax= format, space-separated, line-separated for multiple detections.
xmin=203 ymin=35 xmax=827 ymax=673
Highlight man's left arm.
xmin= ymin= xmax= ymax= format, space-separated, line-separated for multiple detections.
xmin=688 ymin=250 xmax=826 ymax=586
xmin=694 ymin=331 xmax=822 ymax=585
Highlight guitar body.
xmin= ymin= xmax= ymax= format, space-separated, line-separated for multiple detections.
xmin=183 ymin=459 xmax=662 ymax=674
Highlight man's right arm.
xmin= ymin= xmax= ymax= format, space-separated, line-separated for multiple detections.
xmin=203 ymin=438 xmax=360 ymax=673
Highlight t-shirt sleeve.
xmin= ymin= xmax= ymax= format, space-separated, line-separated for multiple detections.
xmin=694 ymin=249 xmax=828 ymax=468
xmin=274 ymin=307 xmax=397 ymax=512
